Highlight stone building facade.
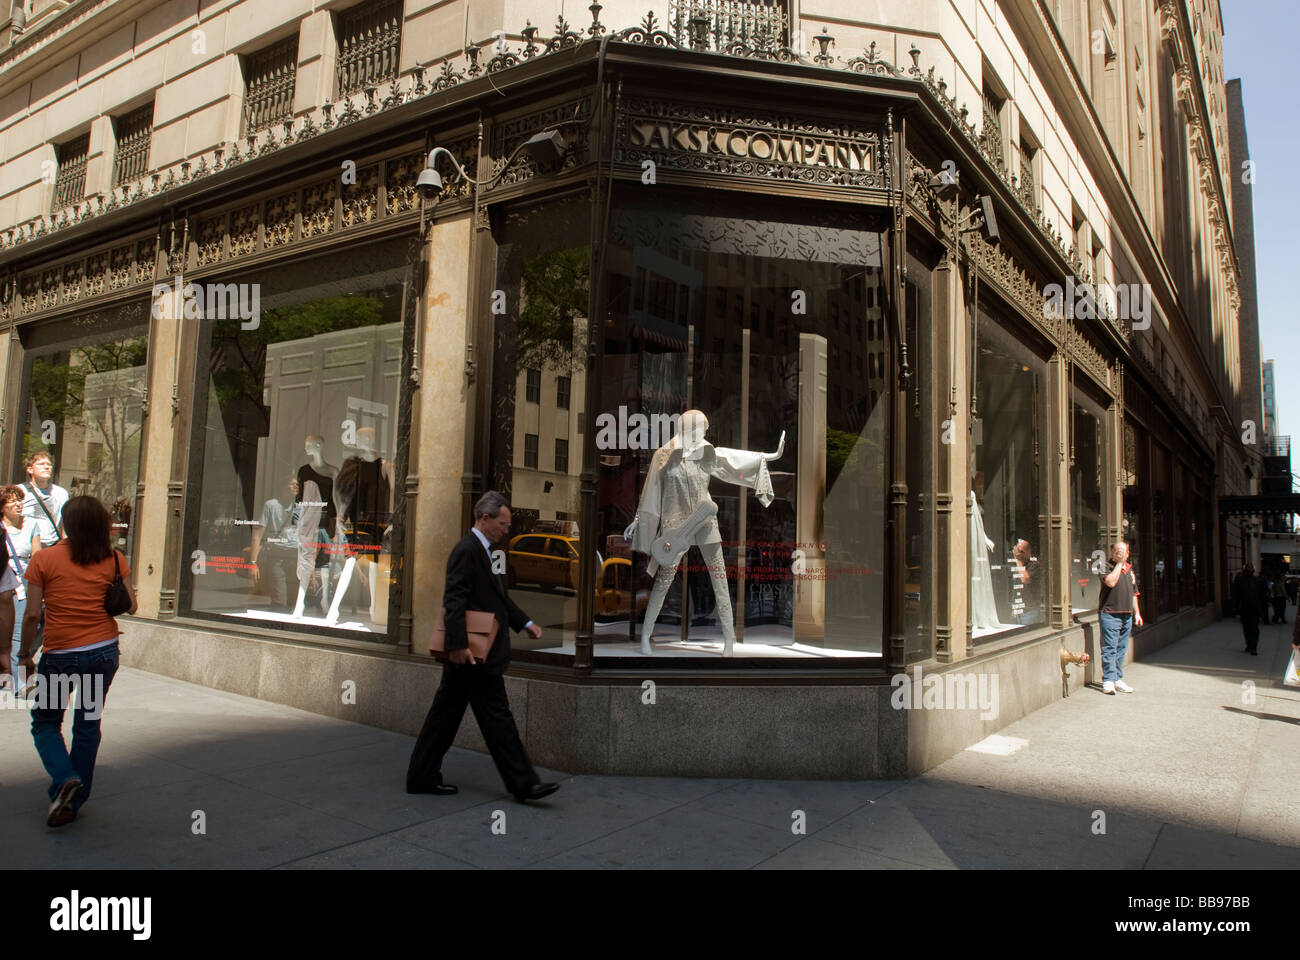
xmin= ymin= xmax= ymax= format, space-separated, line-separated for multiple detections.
xmin=0 ymin=0 xmax=1255 ymax=776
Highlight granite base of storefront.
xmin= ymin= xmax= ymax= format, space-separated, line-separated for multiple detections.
xmin=117 ymin=618 xmax=1152 ymax=779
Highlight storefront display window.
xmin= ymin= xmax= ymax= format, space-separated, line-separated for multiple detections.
xmin=971 ymin=310 xmax=1050 ymax=638
xmin=595 ymin=190 xmax=891 ymax=658
xmin=488 ymin=198 xmax=590 ymax=654
xmin=1070 ymin=390 xmax=1107 ymax=614
xmin=183 ymin=238 xmax=414 ymax=637
xmin=17 ymin=302 xmax=149 ymax=558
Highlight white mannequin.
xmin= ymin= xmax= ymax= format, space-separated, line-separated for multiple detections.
xmin=625 ymin=410 xmax=784 ymax=657
xmin=326 ymin=427 xmax=392 ymax=625
xmin=291 ymin=433 xmax=338 ymax=620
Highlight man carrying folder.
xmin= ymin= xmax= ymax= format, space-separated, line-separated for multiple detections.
xmin=407 ymin=491 xmax=560 ymax=803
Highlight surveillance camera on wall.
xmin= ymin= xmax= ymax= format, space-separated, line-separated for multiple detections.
xmin=416 ymin=168 xmax=443 ymax=201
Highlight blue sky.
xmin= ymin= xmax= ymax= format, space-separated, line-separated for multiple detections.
xmin=1222 ymin=3 xmax=1299 ymax=445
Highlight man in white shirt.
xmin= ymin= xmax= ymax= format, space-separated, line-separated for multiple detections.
xmin=21 ymin=452 xmax=69 ymax=546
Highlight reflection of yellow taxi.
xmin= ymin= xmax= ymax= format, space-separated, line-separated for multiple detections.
xmin=507 ymin=534 xmax=581 ymax=590
xmin=596 ymin=557 xmax=648 ymax=618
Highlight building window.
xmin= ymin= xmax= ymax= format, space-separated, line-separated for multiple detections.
xmin=981 ymin=83 xmax=1005 ymax=167
xmin=526 ymin=368 xmax=541 ymax=403
xmin=112 ymin=103 xmax=154 ymax=188
xmin=52 ymin=134 xmax=90 ymax=211
xmin=242 ymin=35 xmax=299 ymax=136
xmin=335 ymin=0 xmax=403 ymax=99
xmin=556 ymin=375 xmax=571 ymax=410
xmin=1071 ymin=391 xmax=1108 ymax=613
xmin=555 ymin=438 xmax=568 ymax=473
xmin=183 ymin=238 xmax=413 ymax=638
xmin=972 ymin=311 xmax=1050 ymax=638
xmin=17 ymin=303 xmax=148 ymax=558
xmin=524 ymin=433 xmax=539 ymax=469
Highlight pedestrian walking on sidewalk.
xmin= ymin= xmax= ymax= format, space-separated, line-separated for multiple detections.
xmin=406 ymin=491 xmax=559 ymax=804
xmin=1271 ymin=575 xmax=1288 ymax=624
xmin=0 ymin=484 xmax=42 ymax=693
xmin=1098 ymin=541 xmax=1143 ymax=695
xmin=17 ymin=496 xmax=136 ymax=827
xmin=1232 ymin=564 xmax=1267 ymax=655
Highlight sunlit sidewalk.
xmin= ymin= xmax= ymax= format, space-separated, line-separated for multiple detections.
xmin=1 ymin=615 xmax=1296 ymax=869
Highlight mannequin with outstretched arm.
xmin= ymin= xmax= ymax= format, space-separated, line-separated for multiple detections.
xmin=623 ymin=409 xmax=785 ymax=657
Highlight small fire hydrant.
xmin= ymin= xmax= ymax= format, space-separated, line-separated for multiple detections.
xmin=1060 ymin=646 xmax=1091 ymax=697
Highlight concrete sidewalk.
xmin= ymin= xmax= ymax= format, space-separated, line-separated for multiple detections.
xmin=1 ymin=617 xmax=1297 ymax=869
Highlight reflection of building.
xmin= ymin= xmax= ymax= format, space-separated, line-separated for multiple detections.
xmin=0 ymin=0 xmax=1262 ymax=779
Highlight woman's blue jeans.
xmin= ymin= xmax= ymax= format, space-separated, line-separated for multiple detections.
xmin=30 ymin=641 xmax=119 ymax=810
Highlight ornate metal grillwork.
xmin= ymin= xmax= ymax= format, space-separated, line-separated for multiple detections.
xmin=113 ymin=104 xmax=154 ymax=187
xmin=53 ymin=134 xmax=90 ymax=210
xmin=335 ymin=0 xmax=402 ymax=99
xmin=981 ymin=90 xmax=1003 ymax=167
xmin=669 ymin=0 xmax=789 ymax=50
xmin=243 ymin=35 xmax=299 ymax=135
xmin=1019 ymin=148 xmax=1036 ymax=203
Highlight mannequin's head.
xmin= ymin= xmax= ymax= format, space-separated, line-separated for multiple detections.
xmin=678 ymin=409 xmax=709 ymax=447
xmin=304 ymin=434 xmax=324 ymax=457
xmin=355 ymin=427 xmax=377 ymax=457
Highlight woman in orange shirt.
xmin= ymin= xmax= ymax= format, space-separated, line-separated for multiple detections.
xmin=17 ymin=495 xmax=136 ymax=827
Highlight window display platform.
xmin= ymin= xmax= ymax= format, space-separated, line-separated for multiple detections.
xmin=540 ymin=623 xmax=874 ymax=658
xmin=222 ymin=607 xmax=381 ymax=633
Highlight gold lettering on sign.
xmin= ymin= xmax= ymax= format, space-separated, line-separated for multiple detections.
xmin=629 ymin=118 xmax=873 ymax=172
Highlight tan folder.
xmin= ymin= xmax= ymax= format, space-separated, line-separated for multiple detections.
xmin=431 ymin=608 xmax=499 ymax=661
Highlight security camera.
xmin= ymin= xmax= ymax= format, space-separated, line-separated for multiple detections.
xmin=416 ymin=167 xmax=443 ymax=200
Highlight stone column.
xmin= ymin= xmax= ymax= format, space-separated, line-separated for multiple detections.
xmin=409 ymin=212 xmax=473 ymax=654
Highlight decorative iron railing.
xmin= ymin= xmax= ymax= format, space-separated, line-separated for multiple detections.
xmin=669 ymin=0 xmax=789 ymax=50
xmin=112 ymin=104 xmax=153 ymax=188
xmin=243 ymin=35 xmax=299 ymax=136
xmin=981 ymin=91 xmax=1003 ymax=167
xmin=53 ymin=133 xmax=90 ymax=210
xmin=335 ymin=0 xmax=402 ymax=99
xmin=1019 ymin=149 xmax=1036 ymax=204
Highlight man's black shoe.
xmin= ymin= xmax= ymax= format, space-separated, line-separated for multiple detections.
xmin=408 ymin=783 xmax=458 ymax=795
xmin=514 ymin=782 xmax=559 ymax=803
xmin=1250 ymin=650 xmax=1259 ymax=656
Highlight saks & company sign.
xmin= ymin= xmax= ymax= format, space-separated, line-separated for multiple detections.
xmin=625 ymin=120 xmax=876 ymax=172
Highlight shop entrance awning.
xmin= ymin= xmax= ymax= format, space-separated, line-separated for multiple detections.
xmin=1218 ymin=494 xmax=1300 ymax=518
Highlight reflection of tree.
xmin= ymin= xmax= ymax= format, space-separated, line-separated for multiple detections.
xmin=210 ymin=293 xmax=385 ymax=435
xmin=28 ymin=337 xmax=148 ymax=501
xmin=516 ymin=246 xmax=589 ymax=374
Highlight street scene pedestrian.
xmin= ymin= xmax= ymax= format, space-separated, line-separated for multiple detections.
xmin=0 ymin=484 xmax=42 ymax=694
xmin=19 ymin=496 xmax=137 ymax=827
xmin=1232 ymin=564 xmax=1268 ymax=655
xmin=406 ymin=492 xmax=559 ymax=804
xmin=1270 ymin=574 xmax=1288 ymax=624
xmin=1097 ymin=541 xmax=1142 ymax=694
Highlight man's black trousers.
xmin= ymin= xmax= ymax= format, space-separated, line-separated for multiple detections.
xmin=407 ymin=663 xmax=540 ymax=796
xmin=1242 ymin=617 xmax=1260 ymax=653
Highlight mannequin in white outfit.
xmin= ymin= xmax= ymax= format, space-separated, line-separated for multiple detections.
xmin=291 ymin=434 xmax=338 ymax=620
xmin=624 ymin=409 xmax=785 ymax=657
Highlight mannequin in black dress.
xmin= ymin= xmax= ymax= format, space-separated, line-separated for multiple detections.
xmin=291 ymin=433 xmax=338 ymax=619
xmin=330 ymin=427 xmax=392 ymax=625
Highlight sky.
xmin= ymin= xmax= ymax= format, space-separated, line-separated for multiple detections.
xmin=1222 ymin=1 xmax=1300 ymax=448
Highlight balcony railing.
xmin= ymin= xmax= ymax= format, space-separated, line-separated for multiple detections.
xmin=670 ymin=0 xmax=789 ymax=50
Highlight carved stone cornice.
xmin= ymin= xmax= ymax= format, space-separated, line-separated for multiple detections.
xmin=1158 ymin=0 xmax=1241 ymax=314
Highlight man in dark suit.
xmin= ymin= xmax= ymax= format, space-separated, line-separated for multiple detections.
xmin=406 ymin=491 xmax=559 ymax=803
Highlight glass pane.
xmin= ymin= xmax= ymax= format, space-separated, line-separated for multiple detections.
xmin=1070 ymin=391 xmax=1106 ymax=614
xmin=972 ymin=311 xmax=1049 ymax=638
xmin=19 ymin=303 xmax=149 ymax=558
xmin=184 ymin=239 xmax=412 ymax=637
xmin=489 ymin=197 xmax=590 ymax=654
xmin=596 ymin=191 xmax=888 ymax=659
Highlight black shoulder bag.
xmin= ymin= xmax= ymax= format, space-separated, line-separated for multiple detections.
xmin=105 ymin=551 xmax=132 ymax=616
